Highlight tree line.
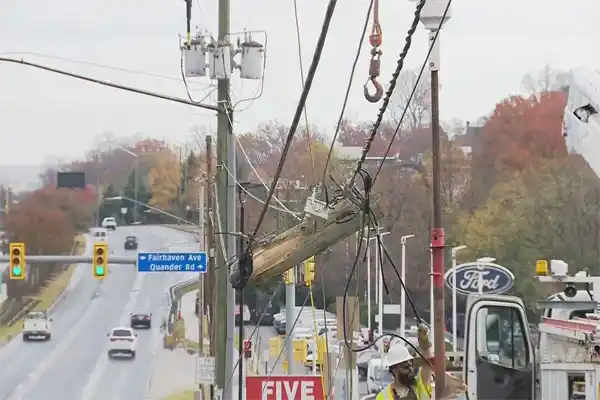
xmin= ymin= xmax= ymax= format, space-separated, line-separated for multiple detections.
xmin=1 ymin=67 xmax=597 ymax=319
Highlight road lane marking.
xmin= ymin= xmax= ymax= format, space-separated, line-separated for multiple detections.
xmin=6 ymin=300 xmax=102 ymax=400
xmin=80 ymin=271 xmax=145 ymax=400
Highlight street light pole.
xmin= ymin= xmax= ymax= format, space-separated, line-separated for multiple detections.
xmin=410 ymin=0 xmax=452 ymax=393
xmin=451 ymin=245 xmax=467 ymax=352
xmin=477 ymin=257 xmax=496 ymax=295
xmin=237 ymin=185 xmax=246 ymax=400
xmin=114 ymin=147 xmax=139 ymax=223
xmin=400 ymin=234 xmax=415 ymax=338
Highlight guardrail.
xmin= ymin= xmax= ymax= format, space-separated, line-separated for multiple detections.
xmin=165 ymin=276 xmax=200 ymax=337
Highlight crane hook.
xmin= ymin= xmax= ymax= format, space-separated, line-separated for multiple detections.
xmin=364 ymin=77 xmax=384 ymax=103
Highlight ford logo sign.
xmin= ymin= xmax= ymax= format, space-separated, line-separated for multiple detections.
xmin=444 ymin=262 xmax=515 ymax=295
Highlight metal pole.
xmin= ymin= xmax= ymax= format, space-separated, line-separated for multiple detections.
xmin=400 ymin=241 xmax=406 ymax=337
xmin=366 ymin=241 xmax=371 ymax=333
xmin=451 ymin=250 xmax=458 ymax=352
xmin=237 ymin=186 xmax=245 ymax=400
xmin=96 ymin=180 xmax=101 ymax=226
xmin=133 ymin=157 xmax=139 ymax=223
xmin=286 ymin=270 xmax=296 ymax=375
xmin=198 ymin=184 xmax=206 ymax=397
xmin=376 ymin=236 xmax=383 ymax=362
xmin=429 ymin=26 xmax=447 ymax=390
xmin=430 ymin=250 xmax=435 ymax=352
xmin=206 ymin=135 xmax=216 ymax=399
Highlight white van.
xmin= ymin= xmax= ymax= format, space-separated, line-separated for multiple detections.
xmin=91 ymin=228 xmax=108 ymax=241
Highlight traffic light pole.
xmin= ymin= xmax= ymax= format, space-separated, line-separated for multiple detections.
xmin=0 ymin=255 xmax=138 ymax=264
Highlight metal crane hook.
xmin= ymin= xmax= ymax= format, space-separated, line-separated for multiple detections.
xmin=364 ymin=77 xmax=383 ymax=103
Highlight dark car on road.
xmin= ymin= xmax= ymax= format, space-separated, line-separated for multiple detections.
xmin=124 ymin=236 xmax=138 ymax=250
xmin=130 ymin=312 xmax=152 ymax=329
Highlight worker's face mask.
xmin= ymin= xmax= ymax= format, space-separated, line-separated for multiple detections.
xmin=391 ymin=362 xmax=416 ymax=386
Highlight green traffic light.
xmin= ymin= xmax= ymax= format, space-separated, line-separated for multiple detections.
xmin=95 ymin=266 xmax=105 ymax=276
xmin=12 ymin=266 xmax=22 ymax=276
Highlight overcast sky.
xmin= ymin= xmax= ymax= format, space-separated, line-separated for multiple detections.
xmin=0 ymin=0 xmax=598 ymax=169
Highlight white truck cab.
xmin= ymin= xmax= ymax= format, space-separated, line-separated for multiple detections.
xmin=22 ymin=311 xmax=52 ymax=341
xmin=464 ymin=260 xmax=600 ymax=400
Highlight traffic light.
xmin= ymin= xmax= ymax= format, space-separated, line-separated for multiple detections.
xmin=304 ymin=256 xmax=316 ymax=287
xmin=243 ymin=339 xmax=252 ymax=359
xmin=9 ymin=242 xmax=26 ymax=280
xmin=93 ymin=243 xmax=108 ymax=279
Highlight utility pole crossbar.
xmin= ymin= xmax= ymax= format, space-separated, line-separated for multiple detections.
xmin=0 ymin=256 xmax=138 ymax=264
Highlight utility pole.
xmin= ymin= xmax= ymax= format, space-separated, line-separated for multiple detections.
xmin=214 ymin=0 xmax=236 ymax=396
xmin=205 ymin=134 xmax=216 ymax=399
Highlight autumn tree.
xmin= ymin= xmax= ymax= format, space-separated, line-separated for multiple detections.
xmin=2 ymin=186 xmax=89 ymax=298
xmin=472 ymin=91 xmax=569 ymax=202
xmin=147 ymin=148 xmax=181 ymax=217
xmin=454 ymin=158 xmax=599 ymax=315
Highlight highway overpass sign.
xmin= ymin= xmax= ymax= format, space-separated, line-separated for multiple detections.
xmin=137 ymin=252 xmax=207 ymax=273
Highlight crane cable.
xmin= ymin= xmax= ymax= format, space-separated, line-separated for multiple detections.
xmin=346 ymin=0 xmax=428 ymax=190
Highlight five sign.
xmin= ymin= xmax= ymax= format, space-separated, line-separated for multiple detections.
xmin=245 ymin=376 xmax=324 ymax=400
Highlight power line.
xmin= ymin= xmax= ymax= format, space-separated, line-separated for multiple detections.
xmin=0 ymin=57 xmax=219 ymax=112
xmin=321 ymin=0 xmax=375 ymax=202
xmin=346 ymin=0 xmax=427 ymax=189
xmin=246 ymin=0 xmax=339 ymax=250
xmin=292 ymin=0 xmax=317 ymax=183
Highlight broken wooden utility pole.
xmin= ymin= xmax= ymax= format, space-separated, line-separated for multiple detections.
xmin=249 ymin=197 xmax=373 ymax=283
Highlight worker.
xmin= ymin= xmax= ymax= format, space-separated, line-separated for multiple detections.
xmin=375 ymin=324 xmax=433 ymax=400
xmin=376 ymin=342 xmax=432 ymax=399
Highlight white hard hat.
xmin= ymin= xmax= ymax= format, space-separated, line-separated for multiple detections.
xmin=384 ymin=344 xmax=414 ymax=367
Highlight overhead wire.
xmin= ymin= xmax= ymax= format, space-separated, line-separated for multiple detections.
xmin=246 ymin=0 xmax=339 ymax=250
xmin=221 ymin=164 xmax=300 ymax=217
xmin=0 ymin=51 xmax=213 ymax=89
xmin=321 ymin=0 xmax=375 ymax=204
xmin=346 ymin=0 xmax=428 ymax=190
xmin=292 ymin=0 xmax=318 ymax=184
xmin=372 ymin=0 xmax=452 ymax=185
xmin=223 ymin=110 xmax=302 ymax=220
xmin=0 ymin=57 xmax=219 ymax=112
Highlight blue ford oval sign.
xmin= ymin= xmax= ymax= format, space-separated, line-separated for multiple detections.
xmin=444 ymin=262 xmax=515 ymax=295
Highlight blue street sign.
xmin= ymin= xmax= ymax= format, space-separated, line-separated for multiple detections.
xmin=137 ymin=252 xmax=208 ymax=273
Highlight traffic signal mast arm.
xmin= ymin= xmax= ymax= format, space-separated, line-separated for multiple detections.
xmin=249 ymin=198 xmax=372 ymax=282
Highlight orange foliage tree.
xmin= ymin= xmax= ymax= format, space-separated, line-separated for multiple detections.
xmin=478 ymin=91 xmax=568 ymax=182
xmin=2 ymin=186 xmax=94 ymax=298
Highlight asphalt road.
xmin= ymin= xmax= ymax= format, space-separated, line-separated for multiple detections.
xmin=0 ymin=226 xmax=201 ymax=400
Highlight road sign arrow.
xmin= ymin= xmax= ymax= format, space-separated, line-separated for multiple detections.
xmin=139 ymin=256 xmax=146 ymax=260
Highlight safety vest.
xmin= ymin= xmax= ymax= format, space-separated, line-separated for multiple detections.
xmin=374 ymin=373 xmax=431 ymax=400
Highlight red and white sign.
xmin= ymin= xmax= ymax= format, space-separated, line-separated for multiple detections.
xmin=245 ymin=375 xmax=324 ymax=400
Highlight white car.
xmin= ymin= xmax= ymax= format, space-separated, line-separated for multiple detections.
xmin=22 ymin=311 xmax=52 ymax=341
xmin=101 ymin=217 xmax=117 ymax=231
xmin=107 ymin=327 xmax=137 ymax=359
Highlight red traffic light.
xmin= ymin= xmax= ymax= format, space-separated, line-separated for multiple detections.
xmin=12 ymin=248 xmax=21 ymax=256
xmin=96 ymin=248 xmax=104 ymax=256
